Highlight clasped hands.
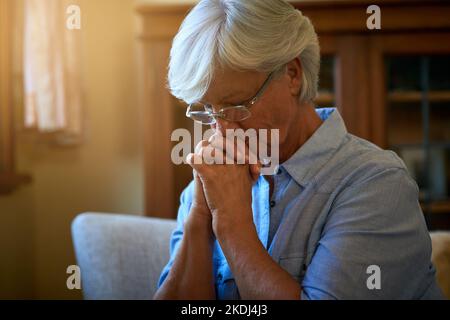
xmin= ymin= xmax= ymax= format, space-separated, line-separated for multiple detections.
xmin=186 ymin=132 xmax=262 ymax=237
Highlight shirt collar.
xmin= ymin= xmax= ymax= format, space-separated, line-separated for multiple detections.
xmin=281 ymin=108 xmax=348 ymax=187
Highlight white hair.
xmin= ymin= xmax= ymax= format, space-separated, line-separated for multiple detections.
xmin=168 ymin=0 xmax=320 ymax=104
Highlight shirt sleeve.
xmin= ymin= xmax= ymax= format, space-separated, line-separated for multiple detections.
xmin=301 ymin=167 xmax=438 ymax=300
xmin=157 ymin=180 xmax=195 ymax=288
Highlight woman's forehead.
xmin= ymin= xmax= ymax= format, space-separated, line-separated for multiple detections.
xmin=202 ymin=69 xmax=265 ymax=104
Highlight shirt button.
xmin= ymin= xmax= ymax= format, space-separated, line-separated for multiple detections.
xmin=217 ymin=274 xmax=223 ymax=281
xmin=270 ymin=200 xmax=276 ymax=208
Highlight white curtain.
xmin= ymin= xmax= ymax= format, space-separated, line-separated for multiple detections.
xmin=23 ymin=0 xmax=83 ymax=144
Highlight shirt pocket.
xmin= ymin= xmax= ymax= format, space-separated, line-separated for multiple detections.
xmin=278 ymin=255 xmax=306 ymax=283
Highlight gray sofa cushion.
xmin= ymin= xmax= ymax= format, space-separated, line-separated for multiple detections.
xmin=72 ymin=212 xmax=450 ymax=300
xmin=71 ymin=213 xmax=176 ymax=299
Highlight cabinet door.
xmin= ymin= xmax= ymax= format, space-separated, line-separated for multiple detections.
xmin=370 ymin=33 xmax=450 ymax=229
xmin=316 ymin=35 xmax=373 ymax=141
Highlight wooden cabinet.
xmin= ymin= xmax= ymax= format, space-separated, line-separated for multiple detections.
xmin=370 ymin=34 xmax=450 ymax=229
xmin=136 ymin=0 xmax=450 ymax=229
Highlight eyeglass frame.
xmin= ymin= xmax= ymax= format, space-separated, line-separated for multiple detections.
xmin=185 ymin=70 xmax=277 ymax=125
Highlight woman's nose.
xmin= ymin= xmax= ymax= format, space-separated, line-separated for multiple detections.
xmin=213 ymin=117 xmax=240 ymax=136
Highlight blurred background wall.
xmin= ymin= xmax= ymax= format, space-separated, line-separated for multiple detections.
xmin=0 ymin=0 xmax=146 ymax=299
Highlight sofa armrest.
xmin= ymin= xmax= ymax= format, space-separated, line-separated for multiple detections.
xmin=71 ymin=213 xmax=176 ymax=299
xmin=430 ymin=231 xmax=450 ymax=299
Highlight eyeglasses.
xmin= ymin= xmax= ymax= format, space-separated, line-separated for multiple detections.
xmin=186 ymin=71 xmax=276 ymax=125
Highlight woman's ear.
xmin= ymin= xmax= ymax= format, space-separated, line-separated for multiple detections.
xmin=286 ymin=58 xmax=303 ymax=97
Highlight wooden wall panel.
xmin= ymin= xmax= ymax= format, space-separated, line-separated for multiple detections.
xmin=136 ymin=0 xmax=450 ymax=217
xmin=0 ymin=0 xmax=13 ymax=174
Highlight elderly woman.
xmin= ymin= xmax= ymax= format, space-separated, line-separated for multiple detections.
xmin=154 ymin=0 xmax=443 ymax=300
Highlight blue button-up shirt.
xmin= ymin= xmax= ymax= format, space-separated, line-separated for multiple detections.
xmin=158 ymin=108 xmax=444 ymax=299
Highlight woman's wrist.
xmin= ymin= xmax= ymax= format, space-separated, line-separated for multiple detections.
xmin=212 ymin=206 xmax=255 ymax=240
xmin=186 ymin=206 xmax=214 ymax=240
